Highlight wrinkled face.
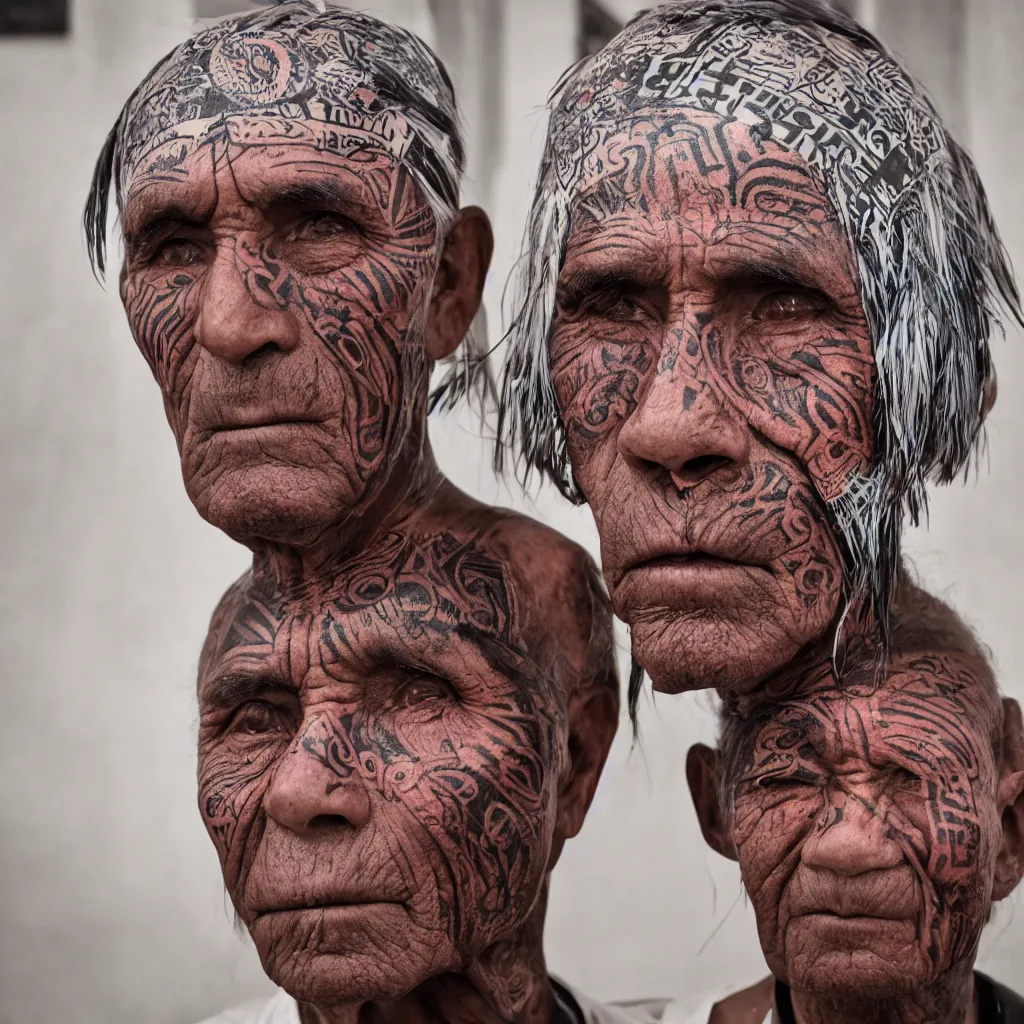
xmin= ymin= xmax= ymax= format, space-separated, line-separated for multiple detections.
xmin=551 ymin=111 xmax=874 ymax=694
xmin=197 ymin=531 xmax=568 ymax=1004
xmin=121 ymin=122 xmax=438 ymax=545
xmin=730 ymin=654 xmax=1002 ymax=997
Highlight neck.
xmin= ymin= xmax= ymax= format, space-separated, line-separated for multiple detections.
xmin=252 ymin=431 xmax=447 ymax=600
xmin=728 ymin=590 xmax=882 ymax=716
xmin=297 ymin=891 xmax=554 ymax=1024
xmin=784 ymin=967 xmax=977 ymax=1024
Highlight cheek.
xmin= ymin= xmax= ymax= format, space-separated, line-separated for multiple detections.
xmin=550 ymin=325 xmax=653 ymax=485
xmin=122 ymin=271 xmax=202 ymax=410
xmin=198 ymin=737 xmax=283 ymax=886
xmin=733 ymin=793 xmax=817 ymax=901
xmin=351 ymin=703 xmax=558 ymax=941
xmin=710 ymin=328 xmax=874 ymax=502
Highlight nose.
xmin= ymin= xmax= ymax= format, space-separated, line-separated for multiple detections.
xmin=263 ymin=716 xmax=371 ymax=836
xmin=617 ymin=347 xmax=750 ymax=490
xmin=194 ymin=241 xmax=301 ymax=364
xmin=801 ymin=790 xmax=904 ymax=876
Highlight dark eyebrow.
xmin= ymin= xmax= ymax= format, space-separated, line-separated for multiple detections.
xmin=123 ymin=201 xmax=208 ymax=251
xmin=257 ymin=177 xmax=377 ymax=221
xmin=710 ymin=251 xmax=839 ymax=304
xmin=559 ymin=248 xmax=664 ymax=292
xmin=200 ymin=674 xmax=297 ymax=710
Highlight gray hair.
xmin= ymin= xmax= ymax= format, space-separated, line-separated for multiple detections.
xmin=84 ymin=0 xmax=489 ymax=410
xmin=496 ymin=0 xmax=1021 ymax=639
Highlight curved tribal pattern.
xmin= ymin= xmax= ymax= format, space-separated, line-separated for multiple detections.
xmin=729 ymin=652 xmax=1003 ymax=996
xmin=197 ymin=526 xmax=571 ymax=994
xmin=84 ymin=0 xmax=489 ymax=410
xmin=498 ymin=0 xmax=1022 ymax=632
xmin=120 ymin=155 xmax=435 ymax=517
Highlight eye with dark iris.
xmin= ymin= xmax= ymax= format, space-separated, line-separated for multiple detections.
xmin=752 ymin=290 xmax=830 ymax=322
xmin=291 ymin=212 xmax=359 ymax=242
xmin=153 ymin=238 xmax=205 ymax=268
xmin=230 ymin=700 xmax=291 ymax=736
xmin=397 ymin=674 xmax=458 ymax=708
xmin=889 ymin=766 xmax=923 ymax=793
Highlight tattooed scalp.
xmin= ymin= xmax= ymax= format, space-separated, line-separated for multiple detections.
xmin=497 ymin=0 xmax=1021 ymax=645
xmin=195 ymin=507 xmax=619 ymax=1019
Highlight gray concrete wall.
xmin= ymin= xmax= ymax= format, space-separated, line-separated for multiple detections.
xmin=0 ymin=1 xmax=1021 ymax=1021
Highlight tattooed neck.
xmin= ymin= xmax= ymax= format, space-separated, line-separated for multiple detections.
xmin=724 ymin=593 xmax=881 ymax=716
xmin=251 ymin=429 xmax=446 ymax=597
xmin=785 ymin=964 xmax=976 ymax=1024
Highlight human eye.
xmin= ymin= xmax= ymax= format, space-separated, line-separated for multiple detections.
xmin=148 ymin=237 xmax=206 ymax=270
xmin=396 ymin=673 xmax=459 ymax=710
xmin=559 ymin=270 xmax=659 ymax=325
xmin=751 ymin=288 xmax=831 ymax=323
xmin=288 ymin=211 xmax=361 ymax=242
xmin=227 ymin=700 xmax=294 ymax=737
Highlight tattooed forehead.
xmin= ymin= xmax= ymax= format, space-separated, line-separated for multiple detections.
xmin=207 ymin=532 xmax=534 ymax=685
xmin=749 ymin=652 xmax=998 ymax=776
xmin=552 ymin=16 xmax=931 ymax=212
xmin=116 ymin=3 xmax=461 ymax=227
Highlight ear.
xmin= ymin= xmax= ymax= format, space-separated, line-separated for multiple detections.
xmin=425 ymin=206 xmax=493 ymax=362
xmin=548 ymin=684 xmax=619 ymax=870
xmin=993 ymin=698 xmax=1024 ymax=901
xmin=686 ymin=743 xmax=737 ymax=861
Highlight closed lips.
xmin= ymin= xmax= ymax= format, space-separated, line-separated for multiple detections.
xmin=788 ymin=870 xmax=918 ymax=920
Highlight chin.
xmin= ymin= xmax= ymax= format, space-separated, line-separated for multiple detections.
xmin=251 ymin=907 xmax=452 ymax=1007
xmin=783 ymin=925 xmax=930 ymax=1000
xmin=189 ymin=464 xmax=367 ymax=547
xmin=795 ymin=960 xmax=923 ymax=1001
xmin=629 ymin=607 xmax=807 ymax=695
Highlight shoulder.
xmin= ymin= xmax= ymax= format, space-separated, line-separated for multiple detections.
xmin=975 ymin=971 xmax=1024 ymax=1023
xmin=459 ymin=500 xmax=601 ymax=582
xmin=194 ymin=989 xmax=298 ymax=1024
xmin=658 ymin=977 xmax=773 ymax=1024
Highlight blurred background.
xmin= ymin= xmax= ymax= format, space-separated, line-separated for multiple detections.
xmin=1 ymin=0 xmax=1022 ymax=1021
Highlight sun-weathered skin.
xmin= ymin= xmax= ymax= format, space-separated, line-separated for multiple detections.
xmin=85 ymin=6 xmax=621 ymax=1024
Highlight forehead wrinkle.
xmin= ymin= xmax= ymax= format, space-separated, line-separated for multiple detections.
xmin=122 ymin=177 xmax=218 ymax=241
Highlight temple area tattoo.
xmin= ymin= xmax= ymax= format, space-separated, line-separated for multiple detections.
xmin=83 ymin=6 xmax=624 ymax=1024
xmin=496 ymin=0 xmax=1021 ymax=702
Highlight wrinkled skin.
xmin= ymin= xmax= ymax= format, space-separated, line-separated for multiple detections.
xmin=121 ymin=123 xmax=472 ymax=555
xmin=198 ymin=504 xmax=618 ymax=1024
xmin=115 ymin=19 xmax=622 ymax=1024
xmin=551 ymin=111 xmax=873 ymax=695
xmin=689 ymin=652 xmax=1024 ymax=1024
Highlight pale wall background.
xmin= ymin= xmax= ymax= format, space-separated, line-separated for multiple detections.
xmin=1 ymin=1 xmax=1022 ymax=1021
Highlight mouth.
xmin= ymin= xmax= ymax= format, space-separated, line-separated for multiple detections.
xmin=616 ymin=549 xmax=771 ymax=589
xmin=211 ymin=417 xmax=322 ymax=433
xmin=625 ymin=552 xmax=756 ymax=573
xmin=253 ymin=898 xmax=404 ymax=917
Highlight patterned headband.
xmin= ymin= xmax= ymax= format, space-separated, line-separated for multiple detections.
xmin=84 ymin=0 xmax=487 ymax=410
xmin=497 ymin=0 xmax=1022 ymax=638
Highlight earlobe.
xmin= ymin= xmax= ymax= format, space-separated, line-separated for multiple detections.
xmin=686 ymin=743 xmax=738 ymax=862
xmin=992 ymin=768 xmax=1024 ymax=901
xmin=549 ymin=686 xmax=619 ymax=870
xmin=425 ymin=206 xmax=494 ymax=362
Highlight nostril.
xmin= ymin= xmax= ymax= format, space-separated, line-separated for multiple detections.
xmin=242 ymin=340 xmax=281 ymax=365
xmin=671 ymin=454 xmax=733 ymax=489
xmin=307 ymin=813 xmax=351 ymax=831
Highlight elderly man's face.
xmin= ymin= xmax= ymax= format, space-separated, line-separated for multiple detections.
xmin=550 ymin=112 xmax=873 ymax=694
xmin=196 ymin=530 xmax=602 ymax=1005
xmin=121 ymin=127 xmax=439 ymax=546
xmin=716 ymin=655 xmax=1024 ymax=998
